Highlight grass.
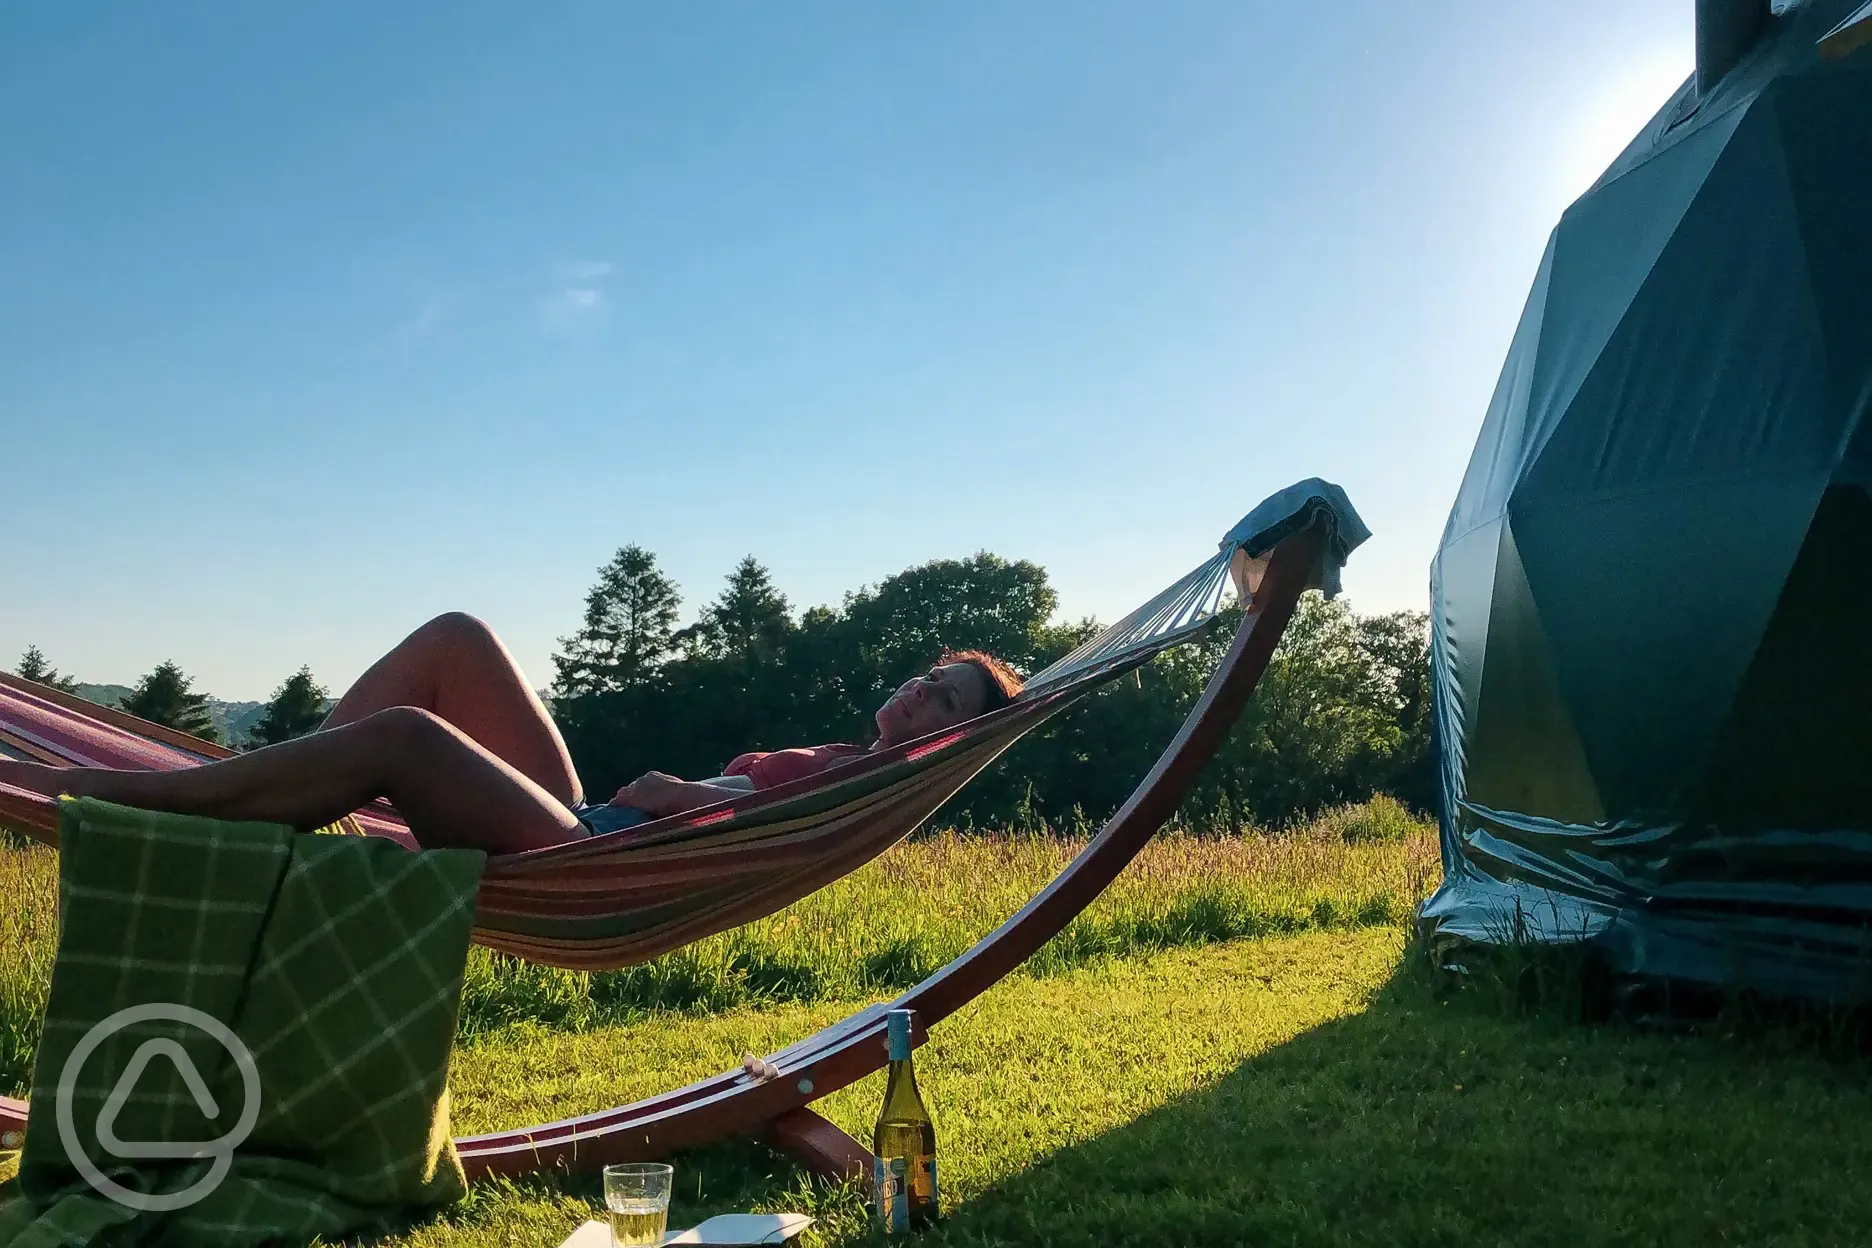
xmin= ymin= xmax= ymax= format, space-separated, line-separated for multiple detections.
xmin=369 ymin=926 xmax=1872 ymax=1247
xmin=0 ymin=844 xmax=55 ymax=1099
xmin=13 ymin=797 xmax=1872 ymax=1245
xmin=390 ymin=930 xmax=1413 ymax=1248
xmin=0 ymin=799 xmax=1438 ymax=1089
xmin=455 ymin=804 xmax=1436 ymax=1042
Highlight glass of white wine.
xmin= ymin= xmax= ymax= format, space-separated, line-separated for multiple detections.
xmin=603 ymin=1162 xmax=674 ymax=1247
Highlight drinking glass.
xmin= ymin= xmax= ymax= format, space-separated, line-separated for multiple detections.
xmin=604 ymin=1162 xmax=674 ymax=1247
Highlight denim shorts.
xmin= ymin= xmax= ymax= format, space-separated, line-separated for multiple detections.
xmin=570 ymin=802 xmax=652 ymax=837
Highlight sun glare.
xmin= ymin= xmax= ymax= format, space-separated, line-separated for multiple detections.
xmin=1551 ymin=46 xmax=1696 ymax=204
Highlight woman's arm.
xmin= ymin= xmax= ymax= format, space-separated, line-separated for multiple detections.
xmin=612 ymin=771 xmax=740 ymax=817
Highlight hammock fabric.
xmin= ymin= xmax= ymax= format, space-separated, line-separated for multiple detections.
xmin=0 ymin=666 xmax=1124 ymax=970
xmin=0 ymin=483 xmax=1363 ymax=1181
xmin=0 ymin=487 xmax=1275 ymax=972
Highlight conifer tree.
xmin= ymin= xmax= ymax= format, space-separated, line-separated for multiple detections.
xmin=248 ymin=666 xmax=330 ymax=747
xmin=551 ymin=545 xmax=682 ymax=698
xmin=14 ymin=646 xmax=79 ymax=694
xmin=122 ymin=660 xmax=219 ymax=745
xmin=681 ymin=556 xmax=794 ymax=665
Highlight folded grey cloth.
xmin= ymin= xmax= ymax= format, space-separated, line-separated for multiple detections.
xmin=1220 ymin=478 xmax=1371 ymax=601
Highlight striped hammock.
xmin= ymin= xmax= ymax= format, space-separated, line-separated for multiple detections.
xmin=0 ymin=479 xmax=1367 ymax=974
xmin=0 ymin=481 xmax=1369 ymax=1179
xmin=0 ymin=665 xmax=1135 ymax=971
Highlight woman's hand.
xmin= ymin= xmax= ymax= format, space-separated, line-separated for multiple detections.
xmin=612 ymin=771 xmax=719 ymax=817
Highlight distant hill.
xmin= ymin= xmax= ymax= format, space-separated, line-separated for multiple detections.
xmin=73 ymin=683 xmax=269 ymax=748
xmin=73 ymin=683 xmax=134 ymax=710
xmin=220 ymin=701 xmax=273 ymax=744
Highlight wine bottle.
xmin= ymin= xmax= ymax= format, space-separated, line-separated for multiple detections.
xmin=871 ymin=1008 xmax=938 ymax=1233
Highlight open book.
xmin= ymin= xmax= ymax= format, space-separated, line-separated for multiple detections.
xmin=559 ymin=1212 xmax=813 ymax=1247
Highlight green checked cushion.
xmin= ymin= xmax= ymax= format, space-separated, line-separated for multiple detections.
xmin=0 ymin=797 xmax=485 ymax=1247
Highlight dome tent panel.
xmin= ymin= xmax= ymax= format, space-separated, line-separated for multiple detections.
xmin=1427 ymin=517 xmax=1505 ymax=788
xmin=1692 ymin=484 xmax=1872 ymax=835
xmin=1443 ymin=240 xmax=1556 ymax=542
xmin=1509 ymin=476 xmax=1825 ymax=816
xmin=1517 ymin=102 xmax=1741 ymax=476
xmin=1462 ymin=521 xmax=1602 ymax=827
xmin=1768 ymin=70 xmax=1872 ymax=420
xmin=1424 ymin=0 xmax=1872 ymax=997
xmin=1518 ymin=100 xmax=1838 ymax=502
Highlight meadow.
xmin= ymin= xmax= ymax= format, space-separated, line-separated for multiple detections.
xmin=0 ymin=797 xmax=1434 ymax=1094
xmin=10 ymin=801 xmax=1872 ymax=1246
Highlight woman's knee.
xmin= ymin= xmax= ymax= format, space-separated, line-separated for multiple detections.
xmin=416 ymin=613 xmax=523 ymax=682
xmin=418 ymin=610 xmax=500 ymax=652
xmin=359 ymin=705 xmax=461 ymax=762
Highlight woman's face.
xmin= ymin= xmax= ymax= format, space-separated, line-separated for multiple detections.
xmin=874 ymin=662 xmax=993 ymax=747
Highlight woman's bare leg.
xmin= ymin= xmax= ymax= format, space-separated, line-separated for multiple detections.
xmin=324 ymin=612 xmax=583 ymax=807
xmin=0 ymin=707 xmax=584 ymax=854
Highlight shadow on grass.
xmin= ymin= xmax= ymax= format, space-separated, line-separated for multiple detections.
xmin=899 ymin=957 xmax=1872 ymax=1248
xmin=363 ymin=944 xmax=1872 ymax=1248
xmin=643 ymin=955 xmax=1870 ymax=1248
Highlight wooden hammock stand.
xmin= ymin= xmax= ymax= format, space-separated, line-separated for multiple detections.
xmin=0 ymin=523 xmax=1325 ymax=1186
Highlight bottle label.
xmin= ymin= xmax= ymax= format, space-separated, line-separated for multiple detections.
xmin=919 ymin=1154 xmax=939 ymax=1212
xmin=874 ymin=1155 xmax=909 ymax=1233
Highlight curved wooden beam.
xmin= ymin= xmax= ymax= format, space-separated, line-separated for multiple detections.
xmin=899 ymin=523 xmax=1323 ymax=1029
xmin=763 ymin=1106 xmax=872 ymax=1183
xmin=454 ymin=521 xmax=1326 ymax=1180
xmin=1 ymin=524 xmax=1327 ymax=1180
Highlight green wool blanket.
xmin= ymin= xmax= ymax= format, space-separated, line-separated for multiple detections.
xmin=0 ymin=797 xmax=485 ymax=1247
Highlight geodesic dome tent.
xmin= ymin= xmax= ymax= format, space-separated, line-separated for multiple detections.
xmin=1421 ymin=0 xmax=1872 ymax=998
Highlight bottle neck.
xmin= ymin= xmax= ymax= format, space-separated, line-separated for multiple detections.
xmin=886 ymin=1011 xmax=913 ymax=1062
xmin=881 ymin=1056 xmax=923 ymax=1117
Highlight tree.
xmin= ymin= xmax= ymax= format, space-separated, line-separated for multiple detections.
xmin=839 ymin=553 xmax=1059 ymax=710
xmin=247 ymin=666 xmax=330 ymax=748
xmin=14 ymin=646 xmax=79 ymax=694
xmin=783 ymin=603 xmax=868 ymax=742
xmin=1217 ymin=593 xmax=1408 ymax=821
xmin=1354 ymin=609 xmax=1435 ymax=812
xmin=122 ymin=661 xmax=219 ymax=745
xmin=551 ymin=545 xmax=682 ymax=699
xmin=549 ymin=546 xmax=685 ymax=797
xmin=679 ymin=557 xmax=794 ymax=666
xmin=541 ymin=537 xmax=1436 ymax=834
xmin=950 ymin=594 xmax=1436 ymax=832
xmin=659 ymin=557 xmax=803 ymax=768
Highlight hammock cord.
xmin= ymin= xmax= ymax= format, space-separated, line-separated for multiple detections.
xmin=1020 ymin=542 xmax=1242 ymax=698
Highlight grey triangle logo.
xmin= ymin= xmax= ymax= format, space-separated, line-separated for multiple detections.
xmin=56 ymin=1002 xmax=262 ymax=1213
xmin=95 ymin=1038 xmax=223 ymax=1160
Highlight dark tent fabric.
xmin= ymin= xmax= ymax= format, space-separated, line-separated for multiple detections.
xmin=1422 ymin=0 xmax=1872 ymax=1000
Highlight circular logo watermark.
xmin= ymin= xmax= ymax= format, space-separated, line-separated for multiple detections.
xmin=54 ymin=1003 xmax=262 ymax=1213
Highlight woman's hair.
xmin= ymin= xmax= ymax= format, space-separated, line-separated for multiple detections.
xmin=940 ymin=649 xmax=1025 ymax=716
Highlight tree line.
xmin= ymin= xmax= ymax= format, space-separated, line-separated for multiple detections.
xmin=11 ymin=544 xmax=1432 ymax=830
xmin=13 ymin=646 xmax=328 ymax=749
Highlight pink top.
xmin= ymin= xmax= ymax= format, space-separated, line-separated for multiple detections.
xmin=723 ymin=742 xmax=869 ymax=790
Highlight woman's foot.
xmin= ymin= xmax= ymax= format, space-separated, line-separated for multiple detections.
xmin=0 ymin=759 xmax=81 ymax=799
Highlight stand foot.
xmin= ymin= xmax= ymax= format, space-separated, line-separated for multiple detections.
xmin=763 ymin=1107 xmax=869 ymax=1184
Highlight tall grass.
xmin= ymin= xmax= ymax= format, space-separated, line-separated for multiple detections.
xmin=0 ymin=841 xmax=57 ymax=1097
xmin=463 ymin=797 xmax=1437 ymax=1040
xmin=0 ymin=799 xmax=1437 ymax=1088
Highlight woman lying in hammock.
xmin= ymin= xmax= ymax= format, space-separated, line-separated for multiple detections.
xmin=0 ymin=612 xmax=1024 ymax=854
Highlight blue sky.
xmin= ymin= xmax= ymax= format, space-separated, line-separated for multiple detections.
xmin=0 ymin=2 xmax=1695 ymax=701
